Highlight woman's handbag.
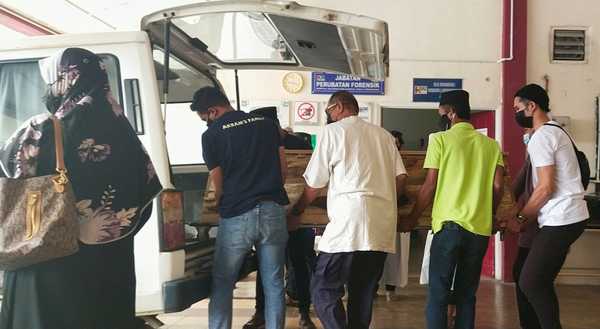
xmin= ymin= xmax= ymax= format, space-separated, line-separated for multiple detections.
xmin=0 ymin=116 xmax=79 ymax=270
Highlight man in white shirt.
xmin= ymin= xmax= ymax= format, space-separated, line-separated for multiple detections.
xmin=505 ymin=83 xmax=589 ymax=329
xmin=288 ymin=91 xmax=408 ymax=329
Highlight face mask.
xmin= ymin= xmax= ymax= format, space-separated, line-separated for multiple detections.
xmin=515 ymin=110 xmax=533 ymax=128
xmin=439 ymin=114 xmax=451 ymax=131
xmin=43 ymin=88 xmax=63 ymax=114
xmin=326 ymin=112 xmax=334 ymax=124
xmin=325 ymin=104 xmax=336 ymax=124
xmin=522 ymin=133 xmax=531 ymax=145
xmin=204 ymin=109 xmax=216 ymax=127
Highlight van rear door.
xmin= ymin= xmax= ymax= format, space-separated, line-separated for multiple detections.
xmin=141 ymin=0 xmax=388 ymax=81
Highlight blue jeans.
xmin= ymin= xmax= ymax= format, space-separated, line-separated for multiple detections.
xmin=209 ymin=201 xmax=288 ymax=329
xmin=426 ymin=222 xmax=489 ymax=329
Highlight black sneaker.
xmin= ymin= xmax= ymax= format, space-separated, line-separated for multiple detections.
xmin=299 ymin=312 xmax=317 ymax=329
xmin=242 ymin=313 xmax=266 ymax=329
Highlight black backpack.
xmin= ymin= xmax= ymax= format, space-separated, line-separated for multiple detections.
xmin=544 ymin=123 xmax=590 ymax=189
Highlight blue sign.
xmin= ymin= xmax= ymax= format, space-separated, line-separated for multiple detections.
xmin=311 ymin=72 xmax=385 ymax=95
xmin=413 ymin=78 xmax=463 ymax=102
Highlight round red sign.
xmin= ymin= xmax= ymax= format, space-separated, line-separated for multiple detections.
xmin=297 ymin=102 xmax=316 ymax=121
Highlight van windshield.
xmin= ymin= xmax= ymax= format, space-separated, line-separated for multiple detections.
xmin=0 ymin=55 xmax=122 ymax=143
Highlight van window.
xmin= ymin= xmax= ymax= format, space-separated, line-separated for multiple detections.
xmin=0 ymin=55 xmax=123 ymax=143
xmin=153 ymin=49 xmax=215 ymax=103
xmin=154 ymin=48 xmax=216 ymax=165
xmin=172 ymin=12 xmax=296 ymax=64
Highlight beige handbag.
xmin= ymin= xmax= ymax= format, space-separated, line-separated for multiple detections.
xmin=0 ymin=116 xmax=79 ymax=271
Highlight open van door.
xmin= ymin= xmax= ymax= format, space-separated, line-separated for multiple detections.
xmin=136 ymin=1 xmax=389 ymax=320
xmin=141 ymin=0 xmax=388 ymax=81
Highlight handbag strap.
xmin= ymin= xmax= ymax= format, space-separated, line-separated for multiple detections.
xmin=50 ymin=116 xmax=66 ymax=172
xmin=50 ymin=116 xmax=69 ymax=193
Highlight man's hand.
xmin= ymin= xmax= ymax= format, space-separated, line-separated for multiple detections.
xmin=287 ymin=213 xmax=302 ymax=232
xmin=398 ymin=215 xmax=417 ymax=232
xmin=506 ymin=217 xmax=525 ymax=233
xmin=493 ymin=216 xmax=506 ymax=234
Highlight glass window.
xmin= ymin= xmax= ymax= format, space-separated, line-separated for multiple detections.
xmin=164 ymin=103 xmax=208 ymax=165
xmin=153 ymin=48 xmax=216 ymax=103
xmin=0 ymin=60 xmax=46 ymax=142
xmin=0 ymin=55 xmax=123 ymax=143
xmin=153 ymin=48 xmax=216 ymax=165
xmin=172 ymin=12 xmax=296 ymax=64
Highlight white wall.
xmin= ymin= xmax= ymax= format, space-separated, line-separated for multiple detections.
xmin=527 ymin=0 xmax=600 ymax=171
xmin=218 ymin=0 xmax=503 ymax=135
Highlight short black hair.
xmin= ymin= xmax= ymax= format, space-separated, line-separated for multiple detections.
xmin=514 ymin=84 xmax=550 ymax=112
xmin=190 ymin=87 xmax=230 ymax=113
xmin=328 ymin=91 xmax=359 ymax=114
xmin=390 ymin=130 xmax=404 ymax=145
xmin=439 ymin=90 xmax=471 ymax=120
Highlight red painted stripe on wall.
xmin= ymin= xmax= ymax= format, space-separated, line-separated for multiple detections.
xmin=501 ymin=0 xmax=528 ymax=282
xmin=0 ymin=7 xmax=57 ymax=36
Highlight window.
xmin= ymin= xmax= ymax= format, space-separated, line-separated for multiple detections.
xmin=153 ymin=48 xmax=216 ymax=165
xmin=153 ymin=48 xmax=216 ymax=103
xmin=0 ymin=60 xmax=47 ymax=142
xmin=0 ymin=55 xmax=123 ymax=143
xmin=172 ymin=12 xmax=296 ymax=64
xmin=552 ymin=28 xmax=587 ymax=62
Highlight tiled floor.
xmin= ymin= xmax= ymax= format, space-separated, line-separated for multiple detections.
xmin=157 ymin=274 xmax=600 ymax=329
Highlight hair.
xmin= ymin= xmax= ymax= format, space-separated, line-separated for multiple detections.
xmin=328 ymin=91 xmax=359 ymax=114
xmin=390 ymin=130 xmax=404 ymax=145
xmin=514 ymin=84 xmax=550 ymax=112
xmin=447 ymin=104 xmax=471 ymax=120
xmin=190 ymin=87 xmax=231 ymax=113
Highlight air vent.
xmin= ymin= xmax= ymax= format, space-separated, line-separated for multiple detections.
xmin=552 ymin=29 xmax=586 ymax=62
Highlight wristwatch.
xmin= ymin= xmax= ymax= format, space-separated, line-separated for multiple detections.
xmin=516 ymin=213 xmax=528 ymax=224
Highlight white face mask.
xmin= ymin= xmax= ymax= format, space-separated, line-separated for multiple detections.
xmin=523 ymin=133 xmax=531 ymax=145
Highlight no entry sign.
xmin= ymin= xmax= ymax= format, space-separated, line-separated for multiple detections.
xmin=294 ymin=101 xmax=319 ymax=125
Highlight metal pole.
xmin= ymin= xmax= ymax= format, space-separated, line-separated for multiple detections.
xmin=162 ymin=17 xmax=171 ymax=119
xmin=235 ymin=69 xmax=241 ymax=111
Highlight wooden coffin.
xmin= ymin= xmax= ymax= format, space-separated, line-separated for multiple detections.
xmin=200 ymin=150 xmax=515 ymax=230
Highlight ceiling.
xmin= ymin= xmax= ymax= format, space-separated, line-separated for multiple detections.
xmin=1 ymin=0 xmax=211 ymax=33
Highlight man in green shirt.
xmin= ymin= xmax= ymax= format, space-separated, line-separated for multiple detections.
xmin=401 ymin=90 xmax=504 ymax=329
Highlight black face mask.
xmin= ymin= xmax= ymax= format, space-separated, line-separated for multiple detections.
xmin=326 ymin=112 xmax=334 ymax=124
xmin=439 ymin=114 xmax=451 ymax=131
xmin=43 ymin=88 xmax=63 ymax=114
xmin=204 ymin=110 xmax=216 ymax=127
xmin=515 ymin=110 xmax=533 ymax=128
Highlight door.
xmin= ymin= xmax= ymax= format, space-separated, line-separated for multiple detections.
xmin=141 ymin=0 xmax=389 ymax=81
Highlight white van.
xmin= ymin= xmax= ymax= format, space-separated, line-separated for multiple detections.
xmin=0 ymin=0 xmax=388 ymax=324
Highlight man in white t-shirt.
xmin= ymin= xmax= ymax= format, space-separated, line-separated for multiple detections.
xmin=288 ymin=91 xmax=408 ymax=329
xmin=504 ymin=83 xmax=588 ymax=329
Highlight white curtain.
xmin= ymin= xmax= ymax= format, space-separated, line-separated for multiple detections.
xmin=0 ymin=61 xmax=47 ymax=143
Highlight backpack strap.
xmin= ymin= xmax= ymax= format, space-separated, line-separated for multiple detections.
xmin=543 ymin=123 xmax=580 ymax=151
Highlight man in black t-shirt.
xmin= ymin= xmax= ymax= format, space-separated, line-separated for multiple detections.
xmin=191 ymin=87 xmax=289 ymax=329
xmin=242 ymin=107 xmax=316 ymax=329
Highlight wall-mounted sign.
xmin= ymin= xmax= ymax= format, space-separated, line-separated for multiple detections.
xmin=294 ymin=101 xmax=320 ymax=125
xmin=312 ymin=72 xmax=385 ymax=95
xmin=282 ymin=72 xmax=304 ymax=94
xmin=358 ymin=103 xmax=371 ymax=122
xmin=413 ymin=78 xmax=463 ymax=102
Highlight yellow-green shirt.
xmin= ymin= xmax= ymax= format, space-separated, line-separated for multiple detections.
xmin=424 ymin=123 xmax=504 ymax=236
